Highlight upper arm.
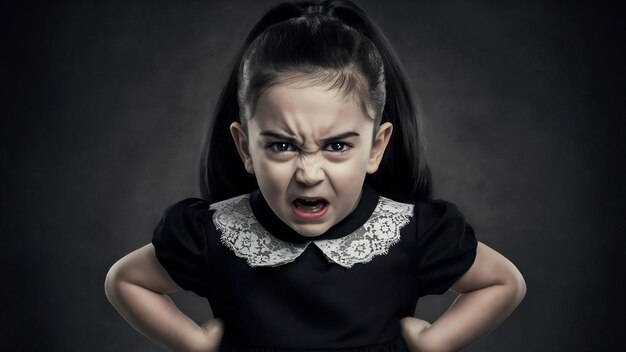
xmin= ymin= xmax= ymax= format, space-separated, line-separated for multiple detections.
xmin=450 ymin=241 xmax=526 ymax=294
xmin=106 ymin=243 xmax=182 ymax=295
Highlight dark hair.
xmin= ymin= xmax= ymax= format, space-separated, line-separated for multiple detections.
xmin=238 ymin=15 xmax=385 ymax=129
xmin=200 ymin=0 xmax=432 ymax=203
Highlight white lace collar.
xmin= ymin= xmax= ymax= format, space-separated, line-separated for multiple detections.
xmin=210 ymin=194 xmax=414 ymax=268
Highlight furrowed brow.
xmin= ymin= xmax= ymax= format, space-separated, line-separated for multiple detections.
xmin=260 ymin=131 xmax=297 ymax=143
xmin=320 ymin=132 xmax=360 ymax=144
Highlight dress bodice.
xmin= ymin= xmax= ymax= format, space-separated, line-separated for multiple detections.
xmin=151 ymin=184 xmax=477 ymax=351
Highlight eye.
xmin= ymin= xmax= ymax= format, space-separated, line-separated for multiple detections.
xmin=324 ymin=142 xmax=352 ymax=153
xmin=268 ymin=142 xmax=297 ymax=153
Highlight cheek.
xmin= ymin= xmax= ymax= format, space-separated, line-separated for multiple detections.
xmin=330 ymin=153 xmax=370 ymax=176
xmin=255 ymin=160 xmax=293 ymax=191
xmin=326 ymin=159 xmax=368 ymax=189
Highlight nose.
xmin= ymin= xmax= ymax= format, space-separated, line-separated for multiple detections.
xmin=295 ymin=153 xmax=324 ymax=186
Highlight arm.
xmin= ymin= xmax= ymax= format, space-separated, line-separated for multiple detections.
xmin=104 ymin=244 xmax=223 ymax=352
xmin=402 ymin=241 xmax=526 ymax=352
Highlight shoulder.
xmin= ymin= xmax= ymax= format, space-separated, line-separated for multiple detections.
xmin=412 ymin=199 xmax=468 ymax=236
xmin=160 ymin=197 xmax=212 ymax=219
xmin=154 ymin=197 xmax=215 ymax=236
xmin=413 ymin=198 xmax=462 ymax=215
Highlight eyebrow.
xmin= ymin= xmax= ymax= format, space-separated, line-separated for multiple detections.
xmin=259 ymin=131 xmax=360 ymax=144
xmin=259 ymin=131 xmax=297 ymax=142
xmin=320 ymin=132 xmax=360 ymax=143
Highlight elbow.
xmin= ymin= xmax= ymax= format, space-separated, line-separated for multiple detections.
xmin=515 ymin=271 xmax=526 ymax=304
xmin=104 ymin=265 xmax=116 ymax=303
xmin=490 ymin=262 xmax=527 ymax=310
xmin=505 ymin=267 xmax=527 ymax=306
xmin=104 ymin=261 xmax=123 ymax=303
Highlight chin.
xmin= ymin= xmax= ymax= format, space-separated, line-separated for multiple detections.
xmin=291 ymin=223 xmax=331 ymax=237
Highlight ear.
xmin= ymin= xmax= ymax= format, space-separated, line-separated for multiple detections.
xmin=367 ymin=122 xmax=393 ymax=174
xmin=230 ymin=122 xmax=255 ymax=174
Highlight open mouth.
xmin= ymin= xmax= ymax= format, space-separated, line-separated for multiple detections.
xmin=292 ymin=198 xmax=328 ymax=213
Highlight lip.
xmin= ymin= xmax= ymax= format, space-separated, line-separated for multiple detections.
xmin=291 ymin=200 xmax=330 ymax=221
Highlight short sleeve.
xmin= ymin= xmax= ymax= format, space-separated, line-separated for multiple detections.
xmin=415 ymin=200 xmax=478 ymax=296
xmin=151 ymin=197 xmax=211 ymax=297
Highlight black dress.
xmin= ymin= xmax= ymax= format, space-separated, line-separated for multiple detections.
xmin=152 ymin=184 xmax=477 ymax=351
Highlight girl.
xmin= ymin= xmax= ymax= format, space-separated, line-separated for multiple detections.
xmin=105 ymin=1 xmax=526 ymax=351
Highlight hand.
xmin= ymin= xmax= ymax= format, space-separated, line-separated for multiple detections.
xmin=197 ymin=318 xmax=224 ymax=352
xmin=401 ymin=317 xmax=432 ymax=351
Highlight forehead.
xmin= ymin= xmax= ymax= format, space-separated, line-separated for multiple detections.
xmin=249 ymin=82 xmax=374 ymax=136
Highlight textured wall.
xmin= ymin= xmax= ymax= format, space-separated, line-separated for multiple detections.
xmin=5 ymin=1 xmax=624 ymax=351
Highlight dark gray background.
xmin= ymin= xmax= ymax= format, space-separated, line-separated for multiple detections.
xmin=4 ymin=0 xmax=624 ymax=351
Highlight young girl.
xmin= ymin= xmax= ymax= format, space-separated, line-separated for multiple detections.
xmin=105 ymin=1 xmax=526 ymax=351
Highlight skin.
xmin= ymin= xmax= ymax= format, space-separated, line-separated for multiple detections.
xmin=230 ymin=80 xmax=393 ymax=237
xmin=104 ymin=78 xmax=526 ymax=351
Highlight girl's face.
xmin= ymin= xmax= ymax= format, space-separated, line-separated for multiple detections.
xmin=231 ymin=80 xmax=392 ymax=237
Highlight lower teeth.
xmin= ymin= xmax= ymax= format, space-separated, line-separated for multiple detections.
xmin=295 ymin=201 xmax=326 ymax=212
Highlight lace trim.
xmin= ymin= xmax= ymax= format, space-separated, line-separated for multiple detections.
xmin=210 ymin=194 xmax=414 ymax=268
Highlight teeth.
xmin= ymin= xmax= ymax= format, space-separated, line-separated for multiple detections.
xmin=294 ymin=198 xmax=326 ymax=212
